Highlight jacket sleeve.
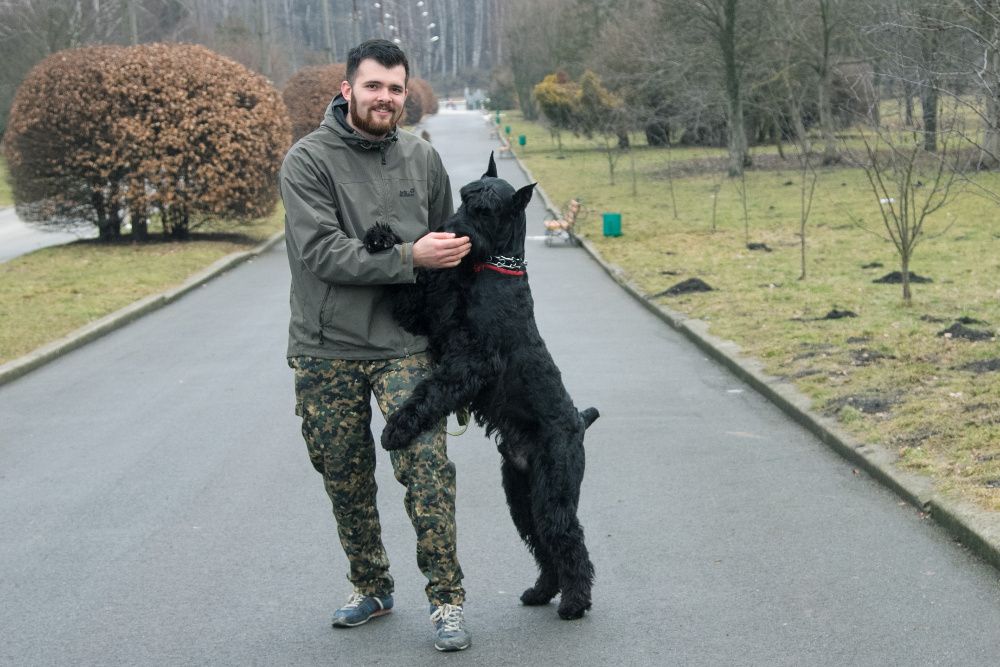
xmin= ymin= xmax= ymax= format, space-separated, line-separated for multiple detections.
xmin=428 ymin=148 xmax=454 ymax=230
xmin=279 ymin=149 xmax=416 ymax=286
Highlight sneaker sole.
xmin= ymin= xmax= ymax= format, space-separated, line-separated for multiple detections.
xmin=331 ymin=608 xmax=392 ymax=628
xmin=434 ymin=638 xmax=471 ymax=652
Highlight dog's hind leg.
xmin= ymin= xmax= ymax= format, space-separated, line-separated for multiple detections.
xmin=501 ymin=458 xmax=560 ymax=606
xmin=531 ymin=440 xmax=594 ymax=620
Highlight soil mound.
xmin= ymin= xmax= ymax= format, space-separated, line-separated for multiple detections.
xmin=655 ymin=278 xmax=714 ymax=297
xmin=873 ymin=271 xmax=932 ymax=284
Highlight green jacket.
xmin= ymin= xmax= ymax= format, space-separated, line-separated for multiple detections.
xmin=280 ymin=94 xmax=454 ymax=360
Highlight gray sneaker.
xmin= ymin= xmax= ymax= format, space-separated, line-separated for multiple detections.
xmin=331 ymin=591 xmax=393 ymax=628
xmin=429 ymin=603 xmax=471 ymax=652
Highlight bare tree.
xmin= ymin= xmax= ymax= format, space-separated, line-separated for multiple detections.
xmin=851 ymin=126 xmax=964 ymax=304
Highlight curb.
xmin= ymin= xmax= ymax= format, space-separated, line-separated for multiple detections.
xmin=0 ymin=231 xmax=285 ymax=388
xmin=509 ymin=147 xmax=1000 ymax=573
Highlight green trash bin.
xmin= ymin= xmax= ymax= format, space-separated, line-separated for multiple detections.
xmin=518 ymin=134 xmax=526 ymax=146
xmin=602 ymin=212 xmax=622 ymax=237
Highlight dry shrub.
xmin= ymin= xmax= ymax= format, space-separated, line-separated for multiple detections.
xmin=409 ymin=78 xmax=438 ymax=115
xmin=404 ymin=84 xmax=425 ymax=126
xmin=3 ymin=43 xmax=291 ymax=240
xmin=282 ymin=63 xmax=346 ymax=143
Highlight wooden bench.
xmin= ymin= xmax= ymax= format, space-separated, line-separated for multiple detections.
xmin=544 ymin=198 xmax=583 ymax=246
xmin=497 ymin=136 xmax=514 ymax=158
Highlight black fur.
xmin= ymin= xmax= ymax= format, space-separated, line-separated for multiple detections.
xmin=363 ymin=153 xmax=599 ymax=619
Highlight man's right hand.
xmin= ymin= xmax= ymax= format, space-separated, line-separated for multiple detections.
xmin=412 ymin=232 xmax=471 ymax=269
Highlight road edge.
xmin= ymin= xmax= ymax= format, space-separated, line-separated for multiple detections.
xmin=0 ymin=231 xmax=285 ymax=388
xmin=510 ymin=149 xmax=1000 ymax=573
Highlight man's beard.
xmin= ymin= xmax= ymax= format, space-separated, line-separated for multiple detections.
xmin=349 ymin=99 xmax=400 ymax=137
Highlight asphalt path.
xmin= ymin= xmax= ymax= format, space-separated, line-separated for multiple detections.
xmin=2 ymin=109 xmax=1000 ymax=666
xmin=0 ymin=207 xmax=97 ymax=264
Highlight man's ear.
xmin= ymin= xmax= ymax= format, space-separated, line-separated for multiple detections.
xmin=513 ymin=182 xmax=536 ymax=211
xmin=340 ymin=80 xmax=352 ymax=101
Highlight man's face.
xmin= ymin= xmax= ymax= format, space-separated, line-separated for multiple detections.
xmin=342 ymin=59 xmax=407 ymax=139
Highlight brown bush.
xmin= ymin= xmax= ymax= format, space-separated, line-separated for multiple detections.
xmin=282 ymin=63 xmax=347 ymax=143
xmin=4 ymin=43 xmax=291 ymax=240
xmin=409 ymin=78 xmax=439 ymax=115
xmin=403 ymin=85 xmax=425 ymax=126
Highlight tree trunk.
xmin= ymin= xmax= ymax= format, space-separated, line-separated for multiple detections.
xmin=921 ymin=85 xmax=938 ymax=152
xmin=721 ymin=0 xmax=749 ymax=176
xmin=471 ymin=0 xmax=484 ymax=69
xmin=321 ymin=0 xmax=335 ymax=63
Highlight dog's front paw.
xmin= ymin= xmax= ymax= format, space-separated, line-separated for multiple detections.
xmin=363 ymin=222 xmax=402 ymax=254
xmin=380 ymin=413 xmax=416 ymax=450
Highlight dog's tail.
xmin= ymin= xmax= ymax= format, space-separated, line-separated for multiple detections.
xmin=579 ymin=407 xmax=600 ymax=429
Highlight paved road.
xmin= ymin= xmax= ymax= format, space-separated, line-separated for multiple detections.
xmin=0 ymin=207 xmax=96 ymax=264
xmin=2 ymin=109 xmax=1000 ymax=666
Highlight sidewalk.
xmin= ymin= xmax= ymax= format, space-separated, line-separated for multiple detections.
xmin=0 ymin=205 xmax=97 ymax=264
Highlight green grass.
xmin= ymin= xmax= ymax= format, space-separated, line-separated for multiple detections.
xmin=503 ymin=111 xmax=1000 ymax=511
xmin=0 ymin=207 xmax=283 ymax=365
xmin=0 ymin=156 xmax=13 ymax=207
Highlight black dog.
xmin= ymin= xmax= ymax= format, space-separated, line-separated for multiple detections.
xmin=363 ymin=154 xmax=599 ymax=620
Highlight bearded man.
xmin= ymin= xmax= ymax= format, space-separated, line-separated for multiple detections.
xmin=279 ymin=39 xmax=472 ymax=652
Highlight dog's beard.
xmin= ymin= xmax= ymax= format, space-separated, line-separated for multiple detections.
xmin=350 ymin=99 xmax=400 ymax=137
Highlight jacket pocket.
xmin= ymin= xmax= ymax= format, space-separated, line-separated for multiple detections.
xmin=317 ymin=284 xmax=334 ymax=344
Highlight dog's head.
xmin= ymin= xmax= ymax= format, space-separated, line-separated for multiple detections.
xmin=444 ymin=153 xmax=536 ymax=262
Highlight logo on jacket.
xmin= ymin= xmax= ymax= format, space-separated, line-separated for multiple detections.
xmin=399 ymin=187 xmax=416 ymax=198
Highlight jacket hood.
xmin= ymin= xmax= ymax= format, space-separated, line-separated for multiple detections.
xmin=321 ymin=93 xmax=399 ymax=151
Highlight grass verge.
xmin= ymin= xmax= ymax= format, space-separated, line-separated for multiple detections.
xmin=504 ymin=111 xmax=1000 ymax=512
xmin=0 ymin=156 xmax=13 ymax=207
xmin=0 ymin=207 xmax=283 ymax=365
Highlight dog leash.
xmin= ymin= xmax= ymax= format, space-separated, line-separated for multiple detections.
xmin=447 ymin=406 xmax=471 ymax=437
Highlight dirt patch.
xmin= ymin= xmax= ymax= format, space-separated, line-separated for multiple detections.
xmin=823 ymin=309 xmax=857 ymax=320
xmin=850 ymin=348 xmax=897 ymax=365
xmin=873 ymin=271 xmax=933 ymax=284
xmin=984 ymin=479 xmax=1000 ymax=489
xmin=861 ymin=261 xmax=884 ymax=269
xmin=654 ymin=278 xmax=714 ymax=297
xmin=957 ymin=316 xmax=990 ymax=326
xmin=920 ymin=314 xmax=948 ymax=323
xmin=746 ymin=242 xmax=772 ymax=252
xmin=938 ymin=323 xmax=995 ymax=341
xmin=846 ymin=336 xmax=871 ymax=344
xmin=957 ymin=358 xmax=1000 ymax=373
xmin=826 ymin=392 xmax=899 ymax=416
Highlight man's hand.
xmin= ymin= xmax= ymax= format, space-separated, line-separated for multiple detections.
xmin=412 ymin=232 xmax=471 ymax=269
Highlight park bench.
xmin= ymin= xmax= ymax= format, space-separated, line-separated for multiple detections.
xmin=497 ymin=136 xmax=514 ymax=159
xmin=544 ymin=198 xmax=585 ymax=246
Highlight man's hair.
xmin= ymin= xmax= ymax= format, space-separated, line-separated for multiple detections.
xmin=346 ymin=39 xmax=410 ymax=86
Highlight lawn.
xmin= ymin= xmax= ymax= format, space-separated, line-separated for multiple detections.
xmin=0 ymin=207 xmax=284 ymax=364
xmin=502 ymin=111 xmax=1000 ymax=511
xmin=0 ymin=156 xmax=13 ymax=207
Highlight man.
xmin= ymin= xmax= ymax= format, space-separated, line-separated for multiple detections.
xmin=279 ymin=39 xmax=472 ymax=652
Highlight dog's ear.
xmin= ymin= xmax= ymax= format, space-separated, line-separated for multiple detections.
xmin=483 ymin=152 xmax=498 ymax=179
xmin=513 ymin=182 xmax=536 ymax=211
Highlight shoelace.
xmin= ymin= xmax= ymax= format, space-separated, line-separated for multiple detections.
xmin=431 ymin=604 xmax=464 ymax=632
xmin=342 ymin=592 xmax=367 ymax=610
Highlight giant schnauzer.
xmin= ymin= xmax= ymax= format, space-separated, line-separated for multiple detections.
xmin=363 ymin=154 xmax=599 ymax=620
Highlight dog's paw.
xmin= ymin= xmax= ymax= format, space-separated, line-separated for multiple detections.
xmin=520 ymin=585 xmax=557 ymax=606
xmin=556 ymin=595 xmax=591 ymax=620
xmin=363 ymin=222 xmax=402 ymax=254
xmin=380 ymin=415 xmax=414 ymax=450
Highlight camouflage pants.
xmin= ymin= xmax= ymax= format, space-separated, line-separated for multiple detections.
xmin=289 ymin=353 xmax=464 ymax=606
